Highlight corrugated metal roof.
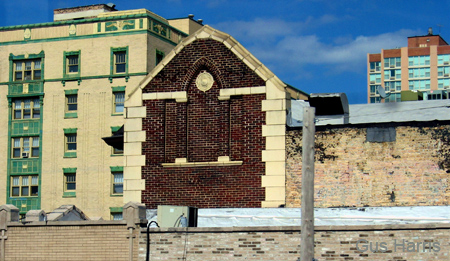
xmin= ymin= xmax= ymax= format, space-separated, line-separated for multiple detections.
xmin=288 ymin=99 xmax=450 ymax=127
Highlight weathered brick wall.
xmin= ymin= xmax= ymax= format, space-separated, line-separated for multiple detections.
xmin=141 ymin=39 xmax=266 ymax=208
xmin=286 ymin=123 xmax=450 ymax=208
xmin=139 ymin=224 xmax=450 ymax=260
xmin=4 ymin=222 xmax=139 ymax=261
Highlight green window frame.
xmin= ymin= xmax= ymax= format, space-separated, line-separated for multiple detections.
xmin=13 ymin=59 xmax=42 ymax=81
xmin=63 ymin=128 xmax=77 ymax=158
xmin=12 ymin=136 xmax=39 ymax=158
xmin=112 ymin=86 xmax=125 ymax=115
xmin=64 ymin=89 xmax=78 ymax=118
xmin=111 ymin=47 xmax=128 ymax=75
xmin=63 ymin=51 xmax=81 ymax=77
xmin=110 ymin=207 xmax=123 ymax=220
xmin=63 ymin=168 xmax=77 ymax=197
xmin=111 ymin=172 xmax=123 ymax=195
xmin=11 ymin=175 xmax=39 ymax=197
xmin=12 ymin=98 xmax=41 ymax=120
xmin=110 ymin=166 xmax=123 ymax=196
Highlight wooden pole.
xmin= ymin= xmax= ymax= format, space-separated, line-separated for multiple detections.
xmin=301 ymin=107 xmax=315 ymax=261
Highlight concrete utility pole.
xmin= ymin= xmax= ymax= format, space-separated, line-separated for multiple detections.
xmin=301 ymin=107 xmax=315 ymax=261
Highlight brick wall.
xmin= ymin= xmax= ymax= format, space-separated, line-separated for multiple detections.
xmin=286 ymin=123 xmax=450 ymax=208
xmin=140 ymin=224 xmax=450 ymax=260
xmin=4 ymin=221 xmax=139 ymax=261
xmin=141 ymin=39 xmax=266 ymax=208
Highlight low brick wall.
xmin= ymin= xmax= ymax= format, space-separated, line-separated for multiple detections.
xmin=4 ymin=221 xmax=140 ymax=261
xmin=140 ymin=224 xmax=450 ymax=260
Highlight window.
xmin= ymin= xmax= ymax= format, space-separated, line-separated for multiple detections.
xmin=111 ymin=126 xmax=123 ymax=155
xmin=13 ymin=59 xmax=42 ymax=81
xmin=384 ymin=69 xmax=401 ymax=80
xmin=63 ymin=168 xmax=76 ymax=197
xmin=384 ymin=57 xmax=401 ymax=68
xmin=111 ymin=47 xmax=128 ymax=75
xmin=385 ymin=93 xmax=401 ymax=103
xmin=64 ymin=128 xmax=77 ymax=158
xmin=409 ymin=80 xmax=431 ymax=90
xmin=65 ymin=174 xmax=76 ymax=191
xmin=110 ymin=207 xmax=123 ymax=220
xmin=66 ymin=134 xmax=76 ymax=151
xmin=409 ymin=68 xmax=430 ymax=78
xmin=111 ymin=213 xmax=123 ymax=220
xmin=112 ymin=172 xmax=123 ymax=195
xmin=408 ymin=56 xmax=430 ymax=67
xmin=63 ymin=51 xmax=80 ymax=77
xmin=438 ymin=67 xmax=450 ymax=77
xmin=11 ymin=175 xmax=39 ymax=197
xmin=13 ymin=98 xmax=40 ymax=119
xmin=438 ymin=78 xmax=450 ymax=89
xmin=370 ymin=97 xmax=381 ymax=103
xmin=369 ymin=85 xmax=380 ymax=95
xmin=65 ymin=89 xmax=78 ymax=118
xmin=67 ymin=55 xmax=79 ymax=73
xmin=156 ymin=49 xmax=165 ymax=65
xmin=384 ymin=81 xmax=401 ymax=92
xmin=113 ymin=92 xmax=125 ymax=114
xmin=370 ymin=61 xmax=381 ymax=72
xmin=12 ymin=137 xmax=39 ymax=158
xmin=438 ymin=54 xmax=450 ymax=65
xmin=66 ymin=95 xmax=77 ymax=111
xmin=369 ymin=73 xmax=381 ymax=84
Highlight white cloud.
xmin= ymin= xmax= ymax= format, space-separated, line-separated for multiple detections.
xmin=262 ymin=29 xmax=417 ymax=67
xmin=214 ymin=14 xmax=339 ymax=43
xmin=215 ymin=17 xmax=420 ymax=75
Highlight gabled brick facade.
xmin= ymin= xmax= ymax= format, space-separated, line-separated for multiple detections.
xmin=141 ymin=39 xmax=266 ymax=208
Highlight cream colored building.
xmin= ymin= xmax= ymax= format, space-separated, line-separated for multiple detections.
xmin=0 ymin=4 xmax=202 ymax=219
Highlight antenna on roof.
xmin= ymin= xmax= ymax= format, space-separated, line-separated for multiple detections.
xmin=377 ymin=86 xmax=391 ymax=99
xmin=437 ymin=24 xmax=443 ymax=35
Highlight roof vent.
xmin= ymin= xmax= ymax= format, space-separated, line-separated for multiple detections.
xmin=188 ymin=14 xmax=194 ymax=19
xmin=428 ymin=27 xmax=433 ymax=35
xmin=197 ymin=19 xmax=203 ymax=24
xmin=106 ymin=3 xmax=116 ymax=9
xmin=308 ymin=93 xmax=349 ymax=116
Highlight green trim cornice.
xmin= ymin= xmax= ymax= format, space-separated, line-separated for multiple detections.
xmin=0 ymin=29 xmax=179 ymax=47
xmin=0 ymin=13 xmax=188 ymax=36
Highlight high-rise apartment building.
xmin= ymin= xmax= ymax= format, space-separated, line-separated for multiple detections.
xmin=367 ymin=28 xmax=450 ymax=103
xmin=0 ymin=4 xmax=202 ymax=219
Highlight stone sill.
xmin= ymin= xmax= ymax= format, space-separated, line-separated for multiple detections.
xmin=162 ymin=157 xmax=242 ymax=168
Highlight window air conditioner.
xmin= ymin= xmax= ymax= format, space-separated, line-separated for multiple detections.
xmin=390 ymin=65 xmax=395 ymax=68
xmin=445 ymin=86 xmax=450 ymax=89
xmin=370 ymin=69 xmax=375 ymax=72
xmin=444 ymin=62 xmax=449 ymax=65
xmin=370 ymin=81 xmax=375 ymax=84
xmin=22 ymin=152 xmax=29 ymax=158
xmin=445 ymin=74 xmax=449 ymax=77
xmin=390 ymin=77 xmax=395 ymax=80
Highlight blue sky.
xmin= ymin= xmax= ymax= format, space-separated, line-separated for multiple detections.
xmin=1 ymin=0 xmax=449 ymax=104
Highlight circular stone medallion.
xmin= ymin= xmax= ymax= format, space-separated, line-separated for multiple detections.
xmin=195 ymin=72 xmax=214 ymax=92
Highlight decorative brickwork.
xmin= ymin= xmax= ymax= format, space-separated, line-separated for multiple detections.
xmin=141 ymin=39 xmax=266 ymax=208
xmin=286 ymin=123 xmax=450 ymax=208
